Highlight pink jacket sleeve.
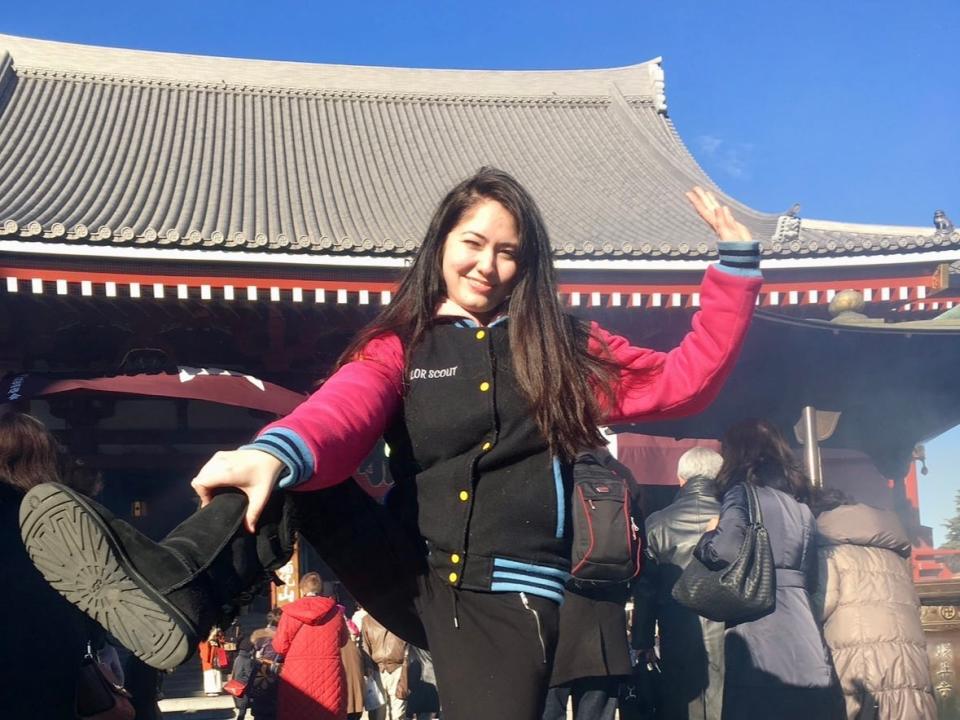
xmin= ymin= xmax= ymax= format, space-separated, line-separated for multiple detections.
xmin=591 ymin=265 xmax=761 ymax=424
xmin=244 ymin=333 xmax=405 ymax=491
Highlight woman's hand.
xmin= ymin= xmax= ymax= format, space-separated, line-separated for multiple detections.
xmin=191 ymin=449 xmax=285 ymax=533
xmin=686 ymin=186 xmax=752 ymax=241
xmin=705 ymin=515 xmax=720 ymax=532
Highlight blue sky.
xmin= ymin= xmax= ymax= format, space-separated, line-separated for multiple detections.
xmin=5 ymin=1 xmax=960 ymax=538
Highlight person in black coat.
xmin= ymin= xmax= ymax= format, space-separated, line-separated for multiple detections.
xmin=0 ymin=412 xmax=90 ymax=720
xmin=543 ymin=449 xmax=640 ymax=720
xmin=230 ymin=635 xmax=256 ymax=720
xmin=694 ymin=419 xmax=843 ymax=720
xmin=632 ymin=446 xmax=725 ymax=720
xmin=403 ymin=645 xmax=440 ymax=719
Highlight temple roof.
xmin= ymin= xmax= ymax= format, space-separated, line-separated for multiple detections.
xmin=0 ymin=33 xmax=956 ymax=264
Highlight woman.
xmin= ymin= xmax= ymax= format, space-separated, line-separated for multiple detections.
xmin=199 ymin=626 xmax=227 ymax=696
xmin=340 ymin=606 xmax=366 ymax=720
xmin=272 ymin=572 xmax=348 ymax=720
xmin=0 ymin=412 xmax=89 ymax=719
xmin=694 ymin=419 xmax=843 ymax=720
xmin=22 ymin=168 xmax=761 ymax=719
xmin=811 ymin=490 xmax=936 ymax=719
xmin=248 ymin=608 xmax=283 ymax=720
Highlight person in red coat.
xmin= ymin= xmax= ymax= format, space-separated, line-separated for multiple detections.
xmin=273 ymin=572 xmax=348 ymax=720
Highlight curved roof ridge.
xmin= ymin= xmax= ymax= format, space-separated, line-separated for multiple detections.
xmin=603 ymin=86 xmax=782 ymax=243
xmin=802 ymin=217 xmax=939 ymax=236
xmin=0 ymin=33 xmax=663 ymax=98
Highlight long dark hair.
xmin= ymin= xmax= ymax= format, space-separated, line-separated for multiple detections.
xmin=714 ymin=418 xmax=812 ymax=503
xmin=0 ymin=412 xmax=61 ymax=492
xmin=339 ymin=167 xmax=619 ymax=459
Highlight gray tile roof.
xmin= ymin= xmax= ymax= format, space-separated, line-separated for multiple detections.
xmin=0 ymin=34 xmax=956 ymax=262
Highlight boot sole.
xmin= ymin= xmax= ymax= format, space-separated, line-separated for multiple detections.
xmin=19 ymin=483 xmax=195 ymax=670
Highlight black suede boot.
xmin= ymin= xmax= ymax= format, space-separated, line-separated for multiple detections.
xmin=18 ymin=482 xmax=295 ymax=670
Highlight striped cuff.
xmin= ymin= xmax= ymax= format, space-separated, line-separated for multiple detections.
xmin=490 ymin=557 xmax=571 ymax=604
xmin=715 ymin=240 xmax=762 ymax=277
xmin=240 ymin=427 xmax=315 ymax=489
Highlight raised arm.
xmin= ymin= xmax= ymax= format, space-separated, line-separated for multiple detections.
xmin=593 ymin=265 xmax=760 ymax=424
xmin=594 ymin=188 xmax=762 ymax=424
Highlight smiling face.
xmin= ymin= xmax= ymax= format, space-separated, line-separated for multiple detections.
xmin=440 ymin=198 xmax=521 ymax=325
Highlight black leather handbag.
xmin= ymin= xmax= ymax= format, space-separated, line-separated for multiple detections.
xmin=671 ymin=482 xmax=775 ymax=623
xmin=76 ymin=649 xmax=135 ymax=720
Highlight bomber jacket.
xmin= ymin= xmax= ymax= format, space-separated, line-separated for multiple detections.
xmin=246 ymin=248 xmax=761 ymax=603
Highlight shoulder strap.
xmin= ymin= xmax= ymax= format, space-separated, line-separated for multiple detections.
xmin=744 ymin=482 xmax=764 ymax=526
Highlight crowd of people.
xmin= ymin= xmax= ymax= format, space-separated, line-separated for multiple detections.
xmin=216 ymin=573 xmax=439 ymax=720
xmin=0 ymin=405 xmax=938 ymax=720
xmin=0 ymin=408 xmax=438 ymax=720
xmin=633 ymin=429 xmax=937 ymax=720
xmin=0 ymin=169 xmax=942 ymax=719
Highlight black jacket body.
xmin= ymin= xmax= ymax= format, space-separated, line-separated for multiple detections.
xmin=386 ymin=320 xmax=573 ymax=601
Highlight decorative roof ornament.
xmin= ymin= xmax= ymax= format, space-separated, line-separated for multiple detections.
xmin=775 ymin=214 xmax=801 ymax=244
xmin=649 ymin=59 xmax=667 ymax=114
xmin=934 ymin=209 xmax=954 ymax=233
xmin=829 ymin=289 xmax=882 ymax=325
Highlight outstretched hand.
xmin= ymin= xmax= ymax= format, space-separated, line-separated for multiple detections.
xmin=191 ymin=449 xmax=285 ymax=532
xmin=686 ymin=186 xmax=752 ymax=242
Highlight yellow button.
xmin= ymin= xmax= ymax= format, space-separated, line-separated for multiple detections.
xmin=459 ymin=490 xmax=469 ymax=502
xmin=451 ymin=554 xmax=461 ymax=564
xmin=448 ymin=572 xmax=458 ymax=584
xmin=481 ymin=441 xmax=492 ymax=452
xmin=479 ymin=381 xmax=490 ymax=392
xmin=475 ymin=330 xmax=486 ymax=340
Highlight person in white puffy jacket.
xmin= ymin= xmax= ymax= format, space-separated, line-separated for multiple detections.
xmin=812 ymin=489 xmax=937 ymax=720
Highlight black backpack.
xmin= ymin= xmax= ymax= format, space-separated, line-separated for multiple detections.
xmin=569 ymin=448 xmax=643 ymax=586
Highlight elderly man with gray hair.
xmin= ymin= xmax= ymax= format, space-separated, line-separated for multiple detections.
xmin=632 ymin=447 xmax=725 ymax=720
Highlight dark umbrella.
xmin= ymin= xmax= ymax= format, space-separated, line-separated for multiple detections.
xmin=0 ymin=367 xmax=306 ymax=416
xmin=615 ymin=312 xmax=960 ymax=479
